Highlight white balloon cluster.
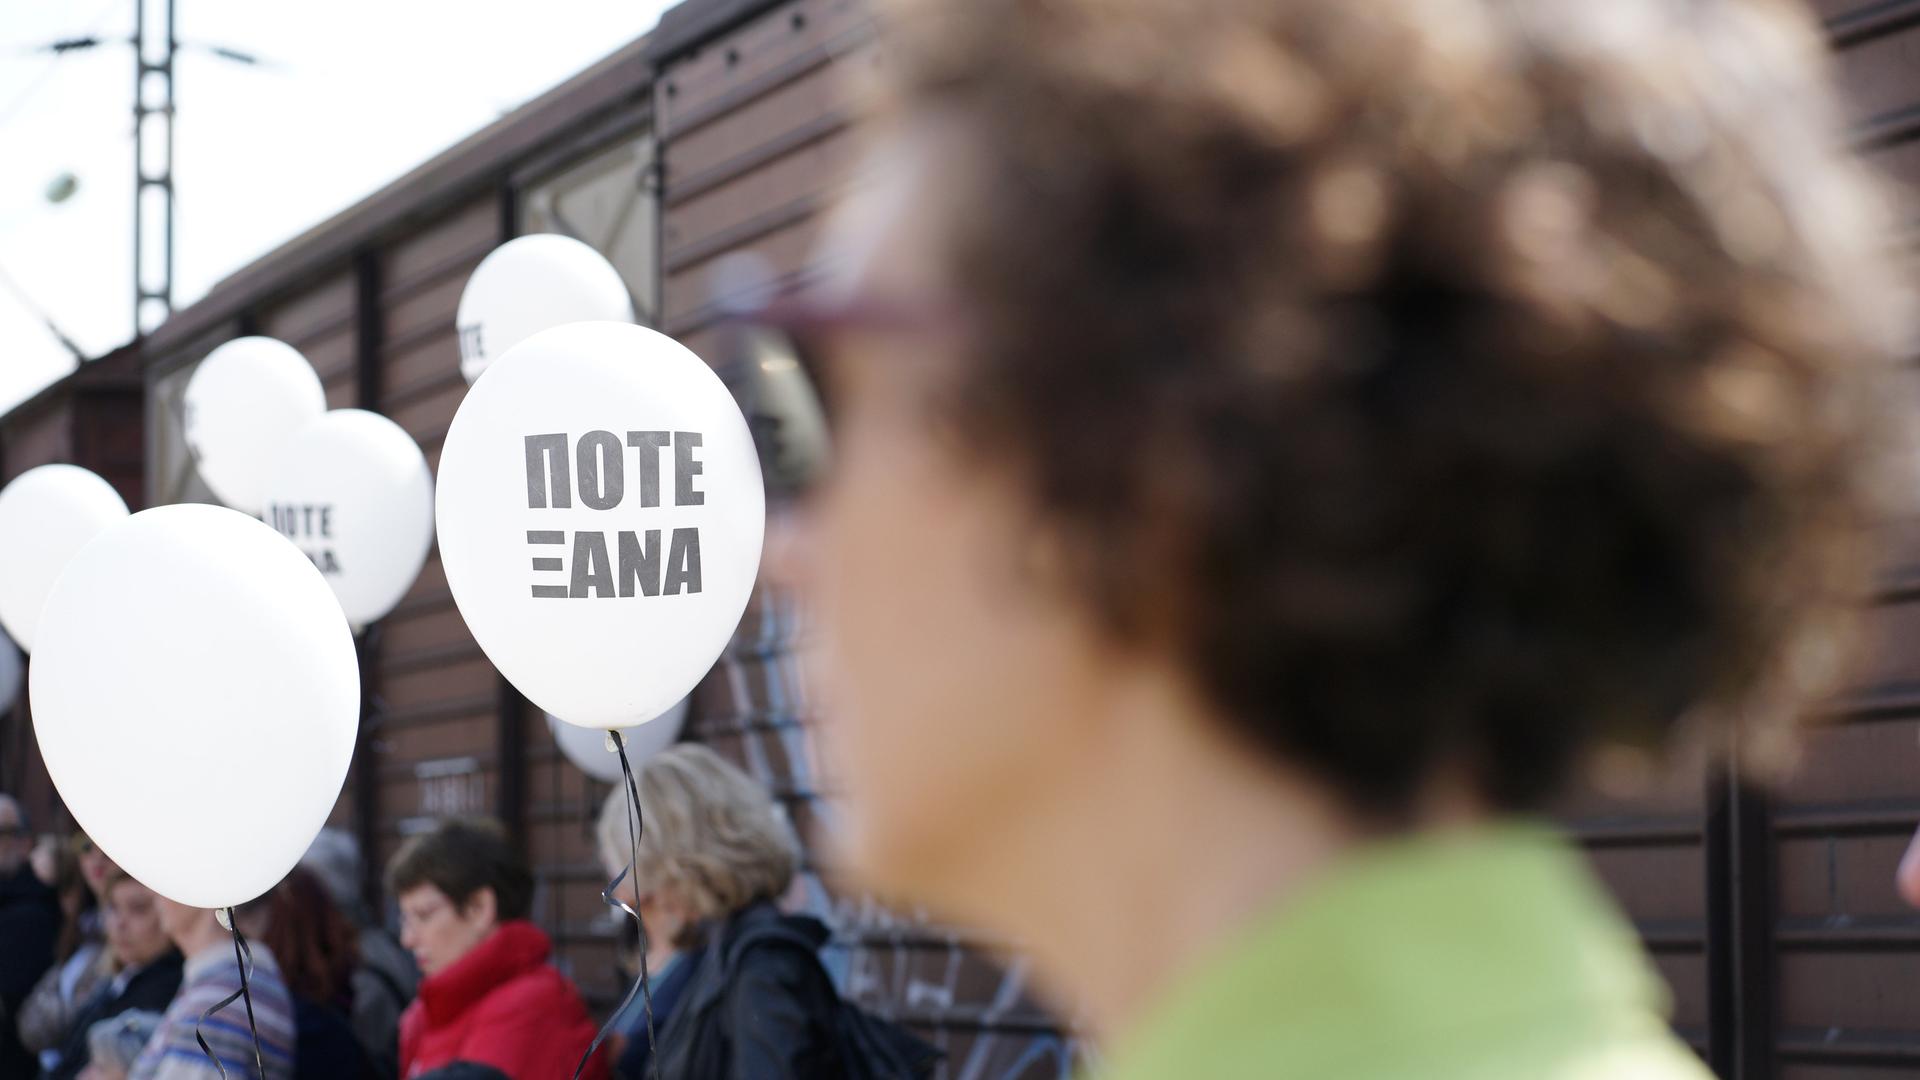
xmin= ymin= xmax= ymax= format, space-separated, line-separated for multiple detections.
xmin=9 ymin=233 xmax=738 ymax=910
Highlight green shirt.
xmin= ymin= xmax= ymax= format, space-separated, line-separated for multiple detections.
xmin=1100 ymin=824 xmax=1712 ymax=1080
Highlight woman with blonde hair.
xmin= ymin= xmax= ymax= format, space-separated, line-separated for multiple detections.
xmin=595 ymin=743 xmax=837 ymax=1078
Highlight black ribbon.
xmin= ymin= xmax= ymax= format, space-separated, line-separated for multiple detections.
xmin=575 ymin=729 xmax=659 ymax=1080
xmin=195 ymin=906 xmax=268 ymax=1079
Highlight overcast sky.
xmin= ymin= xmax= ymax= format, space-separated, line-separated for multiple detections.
xmin=0 ymin=0 xmax=677 ymax=412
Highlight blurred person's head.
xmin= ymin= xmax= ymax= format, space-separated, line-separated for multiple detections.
xmin=0 ymin=794 xmax=32 ymax=874
xmin=36 ymin=836 xmax=82 ymax=900
xmin=38 ymin=833 xmax=95 ymax=959
xmin=78 ymin=1009 xmax=162 ymax=1080
xmin=778 ymin=0 xmax=1909 ymax=1030
xmin=300 ymin=827 xmax=369 ymax=924
xmin=76 ymin=834 xmax=115 ymax=905
xmin=386 ymin=818 xmax=531 ymax=977
xmin=595 ymin=745 xmax=799 ymax=951
xmin=104 ymin=873 xmax=171 ymax=969
xmin=31 ymin=833 xmax=61 ymax=886
xmin=154 ymin=895 xmax=226 ymax=959
xmin=263 ymin=867 xmax=360 ymax=1005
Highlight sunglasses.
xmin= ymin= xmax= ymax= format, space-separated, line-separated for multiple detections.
xmin=720 ymin=294 xmax=953 ymax=504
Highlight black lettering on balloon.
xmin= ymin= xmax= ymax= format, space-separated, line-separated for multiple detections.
xmin=570 ymin=531 xmax=615 ymax=598
xmin=458 ymin=324 xmax=484 ymax=364
xmin=525 ymin=433 xmax=571 ymax=509
xmin=617 ymin=530 xmax=661 ymax=598
xmin=674 ymin=432 xmax=705 ymax=506
xmin=626 ymin=431 xmax=669 ymax=508
xmin=524 ymin=434 xmax=710 ymax=600
xmin=577 ymin=430 xmax=624 ymax=511
xmin=664 ymin=528 xmax=702 ymax=595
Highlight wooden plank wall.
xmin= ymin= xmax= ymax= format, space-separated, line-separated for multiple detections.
xmin=360 ymin=197 xmax=510 ymax=920
xmin=656 ymin=2 xmax=1085 ymax=1076
xmin=0 ymin=349 xmax=145 ymax=839
xmin=1769 ymin=3 xmax=1920 ymax=1076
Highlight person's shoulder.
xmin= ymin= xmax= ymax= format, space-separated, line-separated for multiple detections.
xmin=732 ymin=937 xmax=826 ymax=988
xmin=727 ymin=909 xmax=832 ymax=983
xmin=720 ymin=902 xmax=826 ymax=956
xmin=471 ymin=961 xmax=589 ymax=1021
xmin=396 ymin=991 xmax=428 ymax=1039
xmin=1538 ymin=1037 xmax=1718 ymax=1080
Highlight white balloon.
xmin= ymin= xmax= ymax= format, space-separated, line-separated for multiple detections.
xmin=547 ymin=697 xmax=689 ymax=783
xmin=0 ymin=465 xmax=130 ymax=651
xmin=437 ymin=322 xmax=764 ymax=729
xmin=184 ymin=337 xmax=326 ymax=514
xmin=30 ymin=504 xmax=360 ymax=908
xmin=264 ymin=410 xmax=435 ymax=627
xmin=457 ymin=234 xmax=636 ymax=384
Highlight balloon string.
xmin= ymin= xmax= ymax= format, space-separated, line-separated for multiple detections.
xmin=575 ymin=730 xmax=659 ymax=1080
xmin=196 ymin=907 xmax=267 ymax=1079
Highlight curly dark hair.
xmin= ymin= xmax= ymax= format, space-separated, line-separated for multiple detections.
xmin=868 ymin=0 xmax=1910 ymax=814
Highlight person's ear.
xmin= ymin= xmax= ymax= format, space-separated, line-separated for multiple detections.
xmin=660 ymin=887 xmax=696 ymax=931
xmin=461 ymin=886 xmax=500 ymax=928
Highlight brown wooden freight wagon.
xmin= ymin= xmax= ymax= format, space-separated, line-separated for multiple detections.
xmin=3 ymin=1 xmax=1920 ymax=1077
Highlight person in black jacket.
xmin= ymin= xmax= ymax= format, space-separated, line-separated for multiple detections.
xmin=651 ymin=901 xmax=841 ymax=1079
xmin=0 ymin=795 xmax=59 ymax=1078
xmin=595 ymin=746 xmax=836 ymax=1079
xmin=46 ymin=872 xmax=183 ymax=1080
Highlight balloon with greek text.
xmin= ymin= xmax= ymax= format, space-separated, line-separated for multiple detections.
xmin=0 ymin=464 xmax=130 ymax=651
xmin=183 ymin=337 xmax=326 ymax=515
xmin=547 ymin=696 xmax=689 ymax=783
xmin=457 ymin=234 xmax=636 ymax=384
xmin=30 ymin=504 xmax=359 ymax=908
xmin=265 ymin=409 xmax=435 ymax=629
xmin=436 ymin=321 xmax=765 ymax=729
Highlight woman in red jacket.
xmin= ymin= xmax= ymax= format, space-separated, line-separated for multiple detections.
xmin=387 ymin=818 xmax=605 ymax=1080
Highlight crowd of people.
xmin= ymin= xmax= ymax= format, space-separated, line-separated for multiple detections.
xmin=0 ymin=790 xmax=419 ymax=1080
xmin=1 ymin=0 xmax=1910 ymax=1077
xmin=0 ymin=743 xmax=906 ymax=1080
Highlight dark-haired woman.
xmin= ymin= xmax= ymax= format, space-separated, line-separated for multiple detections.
xmin=260 ymin=868 xmax=379 ymax=1079
xmin=386 ymin=818 xmax=604 ymax=1080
